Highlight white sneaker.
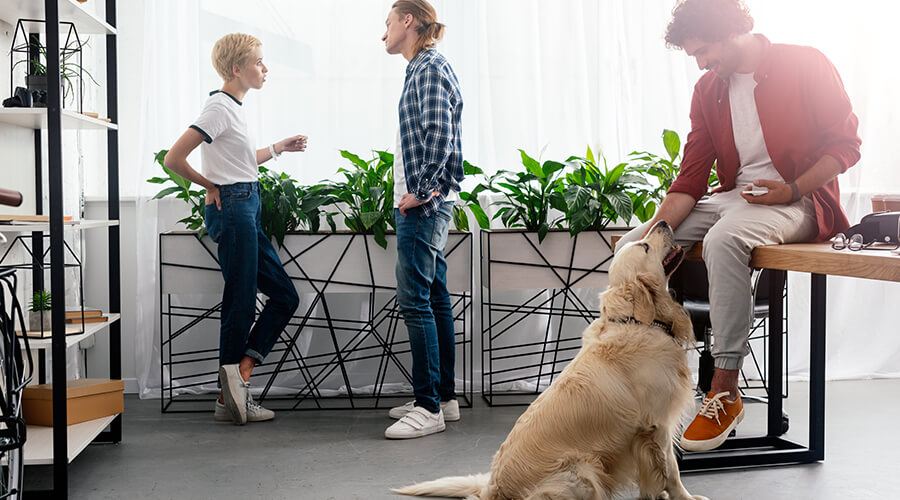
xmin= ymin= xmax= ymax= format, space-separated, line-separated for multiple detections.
xmin=245 ymin=392 xmax=275 ymax=422
xmin=215 ymin=394 xmax=274 ymax=422
xmin=389 ymin=399 xmax=460 ymax=422
xmin=384 ymin=406 xmax=445 ymax=439
xmin=219 ymin=364 xmax=248 ymax=425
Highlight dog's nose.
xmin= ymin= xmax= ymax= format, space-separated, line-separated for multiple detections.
xmin=657 ymin=220 xmax=669 ymax=229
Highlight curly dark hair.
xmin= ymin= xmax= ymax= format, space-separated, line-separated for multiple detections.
xmin=665 ymin=0 xmax=754 ymax=49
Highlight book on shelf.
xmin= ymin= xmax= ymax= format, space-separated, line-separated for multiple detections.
xmin=0 ymin=214 xmax=73 ymax=223
xmin=66 ymin=315 xmax=108 ymax=324
xmin=65 ymin=307 xmax=104 ymax=320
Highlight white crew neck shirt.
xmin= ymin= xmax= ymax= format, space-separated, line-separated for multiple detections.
xmin=728 ymin=72 xmax=784 ymax=187
xmin=191 ymin=90 xmax=258 ymax=186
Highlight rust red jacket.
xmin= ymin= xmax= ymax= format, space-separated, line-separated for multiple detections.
xmin=669 ymin=35 xmax=861 ymax=242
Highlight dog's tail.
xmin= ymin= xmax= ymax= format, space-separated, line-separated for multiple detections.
xmin=392 ymin=472 xmax=490 ymax=498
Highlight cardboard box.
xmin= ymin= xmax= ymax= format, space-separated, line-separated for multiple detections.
xmin=23 ymin=379 xmax=124 ymax=427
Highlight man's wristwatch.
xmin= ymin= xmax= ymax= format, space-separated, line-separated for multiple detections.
xmin=788 ymin=181 xmax=800 ymax=203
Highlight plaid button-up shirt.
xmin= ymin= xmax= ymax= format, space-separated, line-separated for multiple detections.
xmin=399 ymin=48 xmax=464 ymax=218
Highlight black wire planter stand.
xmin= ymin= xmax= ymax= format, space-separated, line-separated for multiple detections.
xmin=480 ymin=228 xmax=629 ymax=406
xmin=159 ymin=231 xmax=474 ymax=412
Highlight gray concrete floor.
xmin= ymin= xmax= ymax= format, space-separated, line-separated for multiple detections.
xmin=25 ymin=379 xmax=900 ymax=499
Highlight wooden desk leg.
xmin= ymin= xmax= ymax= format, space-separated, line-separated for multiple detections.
xmin=809 ymin=273 xmax=827 ymax=460
xmin=767 ymin=269 xmax=786 ymax=437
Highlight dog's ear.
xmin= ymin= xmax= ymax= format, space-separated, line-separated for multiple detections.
xmin=631 ymin=276 xmax=656 ymax=325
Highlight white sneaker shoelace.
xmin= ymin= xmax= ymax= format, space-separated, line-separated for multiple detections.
xmin=245 ymin=385 xmax=266 ymax=412
xmin=697 ymin=391 xmax=732 ymax=425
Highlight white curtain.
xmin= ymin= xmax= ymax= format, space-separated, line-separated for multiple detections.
xmin=114 ymin=0 xmax=900 ymax=397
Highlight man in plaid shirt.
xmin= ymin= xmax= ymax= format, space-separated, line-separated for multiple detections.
xmin=382 ymin=0 xmax=464 ymax=440
xmin=397 ymin=41 xmax=464 ymax=217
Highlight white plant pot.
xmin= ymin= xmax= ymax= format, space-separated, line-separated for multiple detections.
xmin=481 ymin=228 xmax=630 ymax=291
xmin=160 ymin=231 xmax=472 ymax=295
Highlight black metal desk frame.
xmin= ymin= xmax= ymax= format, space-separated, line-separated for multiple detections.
xmin=680 ymin=270 xmax=825 ymax=470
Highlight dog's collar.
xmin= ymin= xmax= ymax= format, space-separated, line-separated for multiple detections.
xmin=609 ymin=317 xmax=674 ymax=338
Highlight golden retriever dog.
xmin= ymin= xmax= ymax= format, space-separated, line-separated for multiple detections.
xmin=393 ymin=221 xmax=707 ymax=500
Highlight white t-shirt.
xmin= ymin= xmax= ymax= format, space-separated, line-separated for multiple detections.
xmin=191 ymin=91 xmax=258 ymax=186
xmin=393 ymin=130 xmax=457 ymax=208
xmin=729 ymin=72 xmax=784 ymax=187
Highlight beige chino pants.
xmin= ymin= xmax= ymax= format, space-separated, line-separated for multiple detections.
xmin=616 ymin=189 xmax=817 ymax=370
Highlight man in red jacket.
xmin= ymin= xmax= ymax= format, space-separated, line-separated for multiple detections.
xmin=617 ymin=0 xmax=860 ymax=451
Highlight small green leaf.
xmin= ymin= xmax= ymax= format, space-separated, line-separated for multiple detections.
xmin=463 ymin=160 xmax=483 ymax=176
xmin=151 ymin=186 xmax=183 ymax=200
xmin=468 ymin=203 xmax=490 ymax=229
xmin=518 ymin=149 xmax=544 ymax=178
xmin=564 ymin=184 xmax=590 ymax=212
xmin=376 ymin=150 xmax=394 ymax=166
xmin=360 ymin=211 xmax=382 ymax=230
xmin=373 ymin=223 xmax=387 ymax=249
xmin=452 ymin=205 xmax=469 ymax=231
xmin=340 ymin=150 xmax=369 ymax=170
xmin=537 ymin=222 xmax=549 ymax=243
xmin=605 ymin=191 xmax=633 ymax=224
xmin=662 ymin=129 xmax=681 ymax=162
xmin=154 ymin=150 xmax=168 ymax=166
xmin=541 ymin=160 xmax=566 ymax=179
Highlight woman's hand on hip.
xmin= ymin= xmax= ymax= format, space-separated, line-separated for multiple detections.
xmin=205 ymin=185 xmax=221 ymax=210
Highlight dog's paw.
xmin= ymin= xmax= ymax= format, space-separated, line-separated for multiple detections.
xmin=690 ymin=496 xmax=709 ymax=500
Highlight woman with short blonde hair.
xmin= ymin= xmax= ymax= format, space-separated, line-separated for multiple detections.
xmin=210 ymin=33 xmax=261 ymax=81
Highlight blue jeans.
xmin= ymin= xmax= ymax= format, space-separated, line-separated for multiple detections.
xmin=204 ymin=182 xmax=300 ymax=366
xmin=395 ymin=202 xmax=456 ymax=414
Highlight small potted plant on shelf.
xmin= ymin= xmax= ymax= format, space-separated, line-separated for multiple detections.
xmin=29 ymin=290 xmax=52 ymax=332
xmin=11 ymin=35 xmax=99 ymax=108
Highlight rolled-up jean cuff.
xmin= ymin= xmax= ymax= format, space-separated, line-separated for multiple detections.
xmin=245 ymin=349 xmax=265 ymax=365
xmin=714 ymin=356 xmax=743 ymax=371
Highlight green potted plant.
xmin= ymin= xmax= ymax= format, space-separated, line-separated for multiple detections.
xmin=451 ymin=161 xmax=490 ymax=232
xmin=147 ymin=150 xmax=209 ymax=237
xmin=627 ymin=129 xmax=720 ymax=221
xmin=147 ymin=150 xmax=330 ymax=247
xmin=12 ymin=36 xmax=100 ymax=107
xmin=258 ymin=166 xmax=335 ymax=247
xmin=322 ymin=150 xmax=396 ymax=249
xmin=478 ymin=149 xmax=568 ymax=243
xmin=476 ymin=146 xmax=641 ymax=290
xmin=322 ymin=149 xmax=488 ymax=247
xmin=28 ymin=289 xmax=52 ymax=332
xmin=562 ymin=145 xmax=653 ymax=235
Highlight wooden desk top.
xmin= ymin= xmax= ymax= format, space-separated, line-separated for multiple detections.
xmin=611 ymin=236 xmax=900 ymax=282
xmin=751 ymin=243 xmax=900 ymax=283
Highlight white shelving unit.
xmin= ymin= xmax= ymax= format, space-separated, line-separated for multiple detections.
xmin=22 ymin=415 xmax=118 ymax=465
xmin=0 ymin=0 xmax=115 ymax=35
xmin=0 ymin=0 xmax=121 ymax=496
xmin=0 ymin=108 xmax=117 ymax=130
xmin=0 ymin=219 xmax=119 ymax=232
xmin=20 ymin=313 xmax=120 ymax=350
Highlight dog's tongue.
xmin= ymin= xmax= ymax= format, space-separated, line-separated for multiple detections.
xmin=664 ymin=247 xmax=681 ymax=265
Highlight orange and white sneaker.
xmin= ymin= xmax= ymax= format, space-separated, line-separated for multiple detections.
xmin=680 ymin=392 xmax=744 ymax=452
